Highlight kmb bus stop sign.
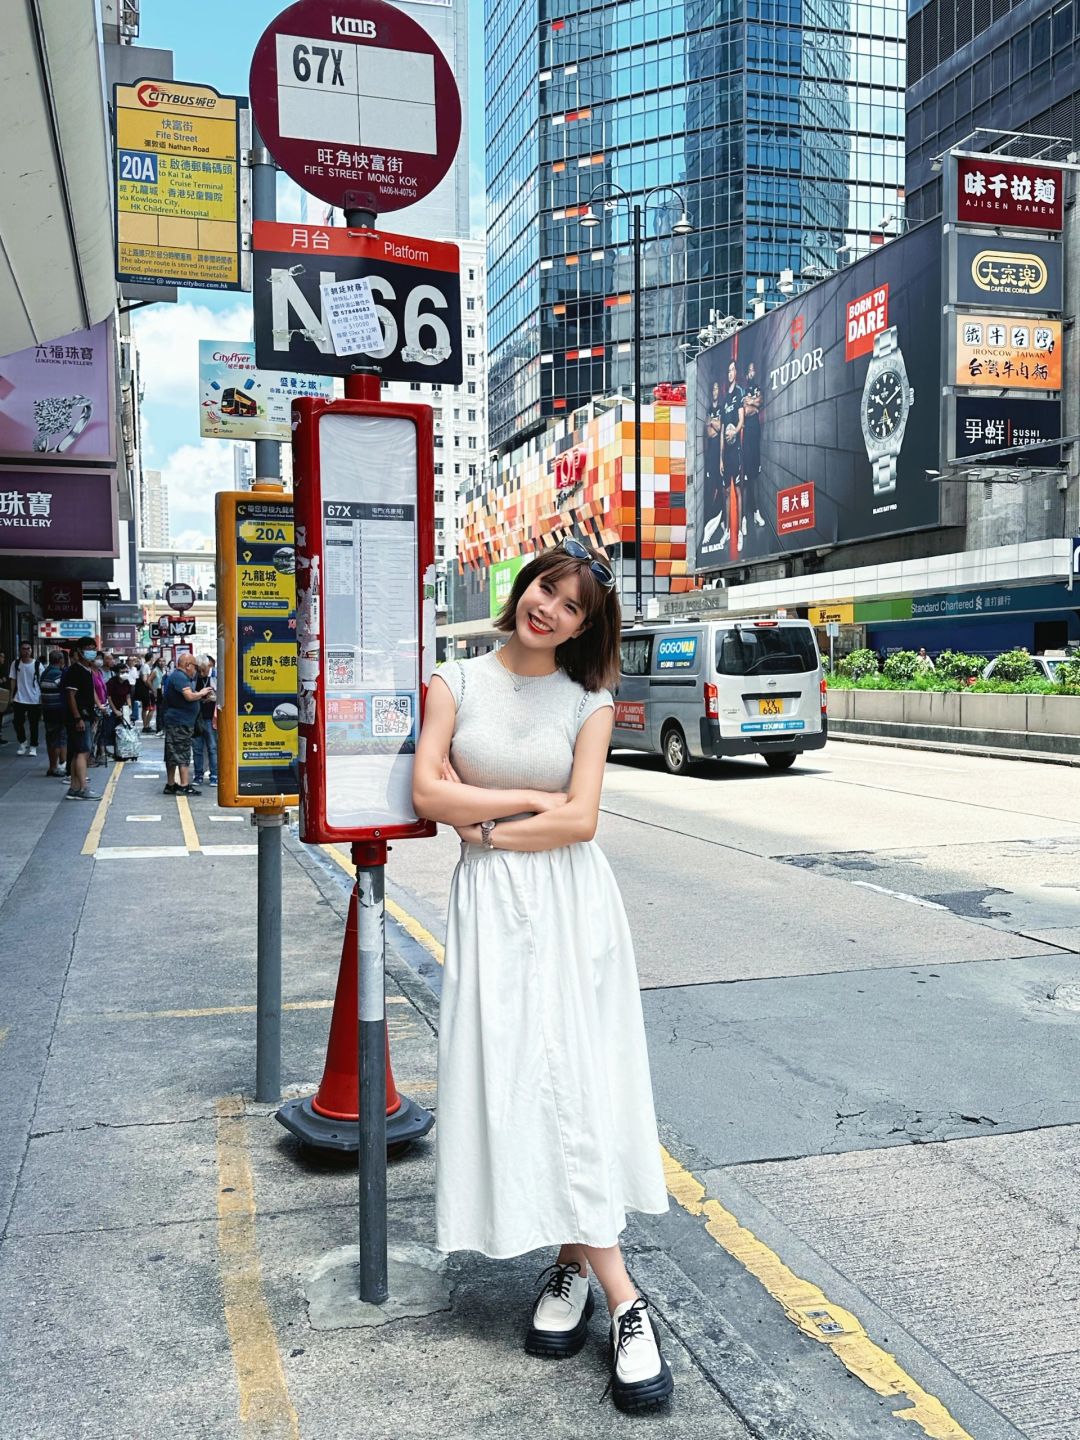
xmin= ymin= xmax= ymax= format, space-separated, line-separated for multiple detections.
xmin=249 ymin=0 xmax=462 ymax=215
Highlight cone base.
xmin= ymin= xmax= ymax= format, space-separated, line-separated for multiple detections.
xmin=276 ymin=1093 xmax=434 ymax=1154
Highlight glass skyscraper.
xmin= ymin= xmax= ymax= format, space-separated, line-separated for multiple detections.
xmin=906 ymin=0 xmax=1079 ymax=222
xmin=485 ymin=0 xmax=907 ymax=452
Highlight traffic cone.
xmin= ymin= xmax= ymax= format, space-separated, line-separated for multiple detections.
xmin=276 ymin=886 xmax=434 ymax=1153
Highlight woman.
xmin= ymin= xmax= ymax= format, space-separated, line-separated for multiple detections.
xmin=0 ymin=649 xmax=8 ymax=744
xmin=90 ymin=652 xmax=109 ymax=765
xmin=412 ymin=539 xmax=673 ymax=1412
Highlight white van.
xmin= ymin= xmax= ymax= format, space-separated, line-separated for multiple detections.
xmin=612 ymin=618 xmax=827 ymax=774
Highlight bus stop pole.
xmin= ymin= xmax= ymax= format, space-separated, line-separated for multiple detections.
xmin=249 ymin=130 xmax=286 ymax=1104
xmin=255 ymin=810 xmax=284 ymax=1101
xmin=354 ymin=839 xmax=388 ymax=1303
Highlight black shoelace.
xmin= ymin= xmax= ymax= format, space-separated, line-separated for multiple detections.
xmin=600 ymin=1296 xmax=650 ymax=1403
xmin=532 ymin=1260 xmax=582 ymax=1309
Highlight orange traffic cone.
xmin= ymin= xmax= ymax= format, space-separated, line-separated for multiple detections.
xmin=276 ymin=885 xmax=434 ymax=1153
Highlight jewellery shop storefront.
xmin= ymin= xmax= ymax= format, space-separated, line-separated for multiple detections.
xmin=0 ymin=319 xmax=125 ymax=652
xmin=443 ymin=395 xmax=697 ymax=655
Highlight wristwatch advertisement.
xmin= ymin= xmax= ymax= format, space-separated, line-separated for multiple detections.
xmin=860 ymin=325 xmax=915 ymax=498
xmin=480 ymin=820 xmax=496 ymax=849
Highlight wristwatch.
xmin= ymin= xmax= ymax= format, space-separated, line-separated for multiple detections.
xmin=480 ymin=820 xmax=495 ymax=849
xmin=860 ymin=327 xmax=914 ymax=497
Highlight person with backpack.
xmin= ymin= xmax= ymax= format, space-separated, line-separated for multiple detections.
xmin=8 ymin=640 xmax=42 ymax=757
xmin=38 ymin=648 xmax=68 ymax=777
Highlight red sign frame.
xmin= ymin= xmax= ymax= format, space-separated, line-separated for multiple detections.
xmin=954 ymin=157 xmax=1064 ymax=232
xmin=292 ymin=396 xmax=436 ymax=845
xmin=249 ymin=0 xmax=461 ymax=214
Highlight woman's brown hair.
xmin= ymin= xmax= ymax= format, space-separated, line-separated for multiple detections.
xmin=494 ymin=543 xmax=621 ymax=692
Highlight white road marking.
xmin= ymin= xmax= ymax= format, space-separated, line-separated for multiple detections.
xmin=200 ymin=844 xmax=259 ymax=857
xmin=851 ymin=880 xmax=950 ymax=911
xmin=126 ymin=815 xmax=162 ymax=822
xmin=94 ymin=846 xmax=190 ymax=860
xmin=209 ymin=814 xmax=246 ymax=823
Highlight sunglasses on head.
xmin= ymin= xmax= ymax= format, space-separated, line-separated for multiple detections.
xmin=560 ymin=538 xmax=616 ymax=590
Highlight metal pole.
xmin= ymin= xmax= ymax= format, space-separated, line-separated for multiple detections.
xmin=633 ymin=202 xmax=643 ymax=623
xmin=255 ymin=810 xmax=284 ymax=1101
xmin=355 ymin=846 xmax=388 ymax=1303
xmin=252 ymin=124 xmax=282 ymax=486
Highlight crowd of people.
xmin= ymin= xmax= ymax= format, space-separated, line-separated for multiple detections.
xmin=0 ymin=644 xmax=218 ymax=800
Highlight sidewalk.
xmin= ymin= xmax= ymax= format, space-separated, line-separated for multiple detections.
xmin=0 ymin=736 xmax=901 ymax=1440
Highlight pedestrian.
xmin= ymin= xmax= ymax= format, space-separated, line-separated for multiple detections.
xmin=90 ymin=651 xmax=110 ymax=765
xmin=0 ymin=648 xmax=8 ymax=744
xmin=38 ymin=648 xmax=68 ymax=777
xmin=152 ymin=658 xmax=166 ymax=733
xmin=916 ymin=646 xmax=936 ymax=674
xmin=8 ymin=640 xmax=43 ymax=757
xmin=135 ymin=653 xmax=154 ymax=731
xmin=190 ymin=655 xmax=218 ymax=784
xmin=62 ymin=642 xmax=99 ymax=800
xmin=412 ymin=539 xmax=674 ymax=1412
xmin=161 ymin=651 xmax=214 ymax=796
xmin=122 ymin=656 xmax=141 ymax=725
xmin=106 ymin=659 xmax=131 ymax=758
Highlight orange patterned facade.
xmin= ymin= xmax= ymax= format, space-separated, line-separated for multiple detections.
xmin=457 ymin=401 xmax=700 ymax=595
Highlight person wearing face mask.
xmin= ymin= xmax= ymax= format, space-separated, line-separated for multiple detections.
xmin=162 ymin=651 xmax=214 ymax=796
xmin=61 ymin=645 xmax=100 ymax=799
xmin=89 ymin=651 xmax=110 ymax=765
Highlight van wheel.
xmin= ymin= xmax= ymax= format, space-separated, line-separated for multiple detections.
xmin=662 ymin=724 xmax=690 ymax=775
xmin=764 ymin=752 xmax=796 ymax=771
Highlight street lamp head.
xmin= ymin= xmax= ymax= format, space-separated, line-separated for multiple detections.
xmin=579 ymin=206 xmax=601 ymax=229
xmin=671 ymin=210 xmax=694 ymax=236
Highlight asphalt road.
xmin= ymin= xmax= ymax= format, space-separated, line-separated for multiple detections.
xmin=386 ymin=737 xmax=1080 ymax=1440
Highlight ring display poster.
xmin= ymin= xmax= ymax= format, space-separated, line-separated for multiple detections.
xmin=319 ymin=413 xmax=419 ymax=828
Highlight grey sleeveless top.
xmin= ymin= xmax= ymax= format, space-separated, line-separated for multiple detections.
xmin=433 ymin=650 xmax=613 ymax=792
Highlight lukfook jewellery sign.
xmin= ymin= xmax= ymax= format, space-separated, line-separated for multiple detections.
xmin=0 ymin=467 xmax=118 ymax=557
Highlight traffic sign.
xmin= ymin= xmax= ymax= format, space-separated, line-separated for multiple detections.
xmin=248 ymin=0 xmax=461 ymax=215
xmin=165 ymin=582 xmax=196 ymax=612
xmin=162 ymin=616 xmax=197 ymax=637
xmin=253 ymin=222 xmax=461 ymax=384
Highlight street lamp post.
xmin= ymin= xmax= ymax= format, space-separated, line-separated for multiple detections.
xmin=581 ymin=186 xmax=693 ymax=621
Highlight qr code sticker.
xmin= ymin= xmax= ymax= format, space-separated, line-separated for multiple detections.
xmin=373 ymin=695 xmax=413 ymax=737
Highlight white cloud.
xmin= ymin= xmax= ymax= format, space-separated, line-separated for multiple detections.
xmin=133 ymin=300 xmax=251 ymax=414
xmin=160 ymin=438 xmax=239 ymax=549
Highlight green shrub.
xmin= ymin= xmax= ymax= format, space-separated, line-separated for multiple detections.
xmin=935 ymin=649 xmax=986 ymax=683
xmin=883 ymin=650 xmax=920 ymax=685
xmin=838 ymin=647 xmax=879 ymax=680
xmin=990 ymin=647 xmax=1038 ymax=683
xmin=1056 ymin=657 xmax=1080 ymax=690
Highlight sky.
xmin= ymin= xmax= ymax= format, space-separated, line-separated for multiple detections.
xmin=134 ymin=0 xmax=483 ymax=550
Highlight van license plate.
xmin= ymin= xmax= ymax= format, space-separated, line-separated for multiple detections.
xmin=758 ymin=698 xmax=782 ymax=715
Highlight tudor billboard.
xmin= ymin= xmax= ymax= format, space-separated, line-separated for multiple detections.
xmin=689 ymin=220 xmax=943 ymax=572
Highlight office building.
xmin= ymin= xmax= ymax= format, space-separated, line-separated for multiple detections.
xmin=382 ymin=240 xmax=488 ymax=606
xmin=485 ymin=0 xmax=907 ymax=453
xmin=376 ymin=0 xmax=471 ymax=241
xmin=138 ymin=467 xmax=170 ymax=597
xmin=906 ymin=0 xmax=1080 ymax=221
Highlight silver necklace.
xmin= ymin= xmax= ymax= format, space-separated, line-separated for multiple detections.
xmin=496 ymin=648 xmax=556 ymax=693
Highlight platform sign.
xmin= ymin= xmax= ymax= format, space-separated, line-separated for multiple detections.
xmin=114 ymin=79 xmax=248 ymax=292
xmin=291 ymin=397 xmax=436 ymax=843
xmin=215 ymin=491 xmax=299 ymax=809
xmin=253 ymin=222 xmax=461 ymax=384
xmin=248 ymin=0 xmax=461 ymax=214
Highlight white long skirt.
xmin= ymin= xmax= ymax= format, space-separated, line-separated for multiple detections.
xmin=435 ymin=839 xmax=669 ymax=1259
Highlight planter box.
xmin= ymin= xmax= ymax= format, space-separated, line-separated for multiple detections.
xmin=902 ymin=690 xmax=961 ymax=727
xmin=851 ymin=690 xmax=901 ymax=722
xmin=826 ymin=690 xmax=853 ymax=721
xmin=1026 ymin=694 xmax=1080 ymax=736
xmin=959 ymin=692 xmax=1028 ymax=733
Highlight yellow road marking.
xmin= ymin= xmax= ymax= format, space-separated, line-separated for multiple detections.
xmin=216 ymin=1095 xmax=300 ymax=1440
xmin=363 ymin=872 xmax=968 ymax=1439
xmin=177 ymin=793 xmax=201 ymax=852
xmin=323 ymin=844 xmax=445 ymax=966
xmin=661 ymin=1148 xmax=973 ymax=1439
xmin=0 ymin=1026 xmax=8 ymax=1049
xmin=68 ymin=997 xmax=410 ymax=1023
xmin=81 ymin=761 xmax=123 ymax=857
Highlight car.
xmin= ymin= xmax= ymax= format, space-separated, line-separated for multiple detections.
xmin=982 ymin=652 xmax=1066 ymax=683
